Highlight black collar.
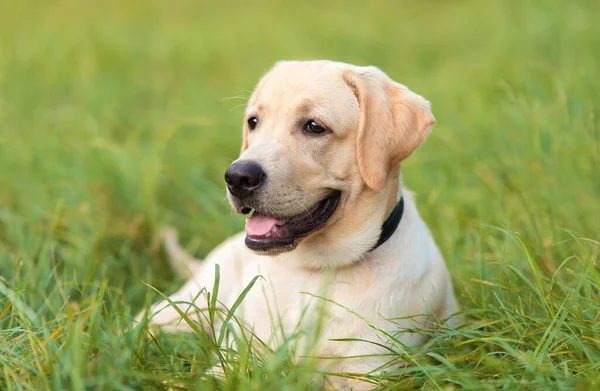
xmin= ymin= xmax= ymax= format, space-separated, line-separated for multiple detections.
xmin=369 ymin=197 xmax=404 ymax=252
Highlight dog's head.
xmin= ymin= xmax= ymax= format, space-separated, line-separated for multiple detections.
xmin=225 ymin=60 xmax=434 ymax=267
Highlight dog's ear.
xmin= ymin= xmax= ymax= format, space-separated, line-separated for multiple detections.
xmin=343 ymin=67 xmax=435 ymax=191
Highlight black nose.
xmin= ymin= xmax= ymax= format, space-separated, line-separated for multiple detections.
xmin=224 ymin=161 xmax=266 ymax=198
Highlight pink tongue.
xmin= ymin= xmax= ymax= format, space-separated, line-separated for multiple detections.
xmin=245 ymin=214 xmax=285 ymax=236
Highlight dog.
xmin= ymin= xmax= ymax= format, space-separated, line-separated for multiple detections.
xmin=136 ymin=60 xmax=460 ymax=390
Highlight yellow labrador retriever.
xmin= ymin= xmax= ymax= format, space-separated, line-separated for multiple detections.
xmin=138 ymin=60 xmax=459 ymax=389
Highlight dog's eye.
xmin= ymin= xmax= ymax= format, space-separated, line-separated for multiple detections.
xmin=247 ymin=117 xmax=258 ymax=130
xmin=304 ymin=120 xmax=327 ymax=134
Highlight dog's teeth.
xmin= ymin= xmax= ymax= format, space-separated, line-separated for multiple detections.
xmin=271 ymin=226 xmax=279 ymax=233
xmin=265 ymin=232 xmax=272 ymax=238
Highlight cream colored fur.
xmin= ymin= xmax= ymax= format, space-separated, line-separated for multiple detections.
xmin=136 ymin=60 xmax=459 ymax=390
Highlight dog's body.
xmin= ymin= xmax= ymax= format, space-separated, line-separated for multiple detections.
xmin=138 ymin=60 xmax=459 ymax=389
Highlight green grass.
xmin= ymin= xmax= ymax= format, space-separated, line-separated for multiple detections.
xmin=1 ymin=0 xmax=599 ymax=389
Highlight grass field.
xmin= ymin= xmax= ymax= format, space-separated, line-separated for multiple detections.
xmin=1 ymin=0 xmax=599 ymax=389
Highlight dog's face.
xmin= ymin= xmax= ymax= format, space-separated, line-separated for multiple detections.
xmin=225 ymin=60 xmax=434 ymax=266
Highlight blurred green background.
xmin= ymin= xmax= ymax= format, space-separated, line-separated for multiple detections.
xmin=0 ymin=0 xmax=598 ymax=389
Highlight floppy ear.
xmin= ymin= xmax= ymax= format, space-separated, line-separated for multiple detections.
xmin=343 ymin=66 xmax=435 ymax=191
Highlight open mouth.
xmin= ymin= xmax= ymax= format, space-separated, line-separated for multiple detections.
xmin=243 ymin=191 xmax=341 ymax=253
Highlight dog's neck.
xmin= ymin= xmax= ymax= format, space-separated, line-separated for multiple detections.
xmin=369 ymin=166 xmax=404 ymax=252
xmin=369 ymin=197 xmax=404 ymax=252
xmin=290 ymin=166 xmax=406 ymax=269
xmin=384 ymin=166 xmax=402 ymax=214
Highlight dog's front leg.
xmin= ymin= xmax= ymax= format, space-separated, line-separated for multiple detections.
xmin=135 ymin=277 xmax=215 ymax=333
xmin=135 ymin=231 xmax=249 ymax=335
